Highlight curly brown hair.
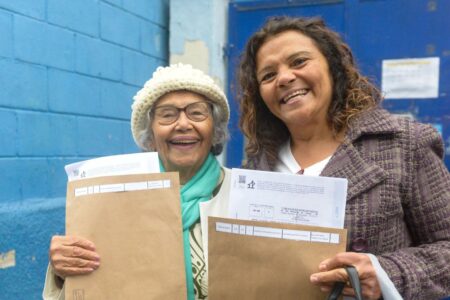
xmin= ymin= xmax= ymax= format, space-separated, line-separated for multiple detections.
xmin=239 ymin=16 xmax=381 ymax=167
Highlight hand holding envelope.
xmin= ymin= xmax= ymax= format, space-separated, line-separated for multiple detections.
xmin=49 ymin=235 xmax=100 ymax=279
xmin=208 ymin=168 xmax=349 ymax=299
xmin=63 ymin=154 xmax=187 ymax=300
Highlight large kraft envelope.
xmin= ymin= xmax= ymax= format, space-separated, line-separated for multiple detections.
xmin=208 ymin=217 xmax=347 ymax=300
xmin=65 ymin=172 xmax=186 ymax=300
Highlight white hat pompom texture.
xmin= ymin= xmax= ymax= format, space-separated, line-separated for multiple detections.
xmin=131 ymin=63 xmax=230 ymax=147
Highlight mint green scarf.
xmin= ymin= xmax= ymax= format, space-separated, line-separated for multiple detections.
xmin=160 ymin=153 xmax=220 ymax=300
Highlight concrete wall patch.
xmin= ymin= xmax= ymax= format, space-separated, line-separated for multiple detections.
xmin=0 ymin=250 xmax=16 ymax=269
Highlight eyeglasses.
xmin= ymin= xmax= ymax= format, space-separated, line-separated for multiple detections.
xmin=152 ymin=101 xmax=212 ymax=125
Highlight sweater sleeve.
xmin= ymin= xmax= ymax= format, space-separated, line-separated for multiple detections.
xmin=377 ymin=122 xmax=450 ymax=299
xmin=42 ymin=264 xmax=65 ymax=300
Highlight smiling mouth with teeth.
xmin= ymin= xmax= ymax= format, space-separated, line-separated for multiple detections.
xmin=281 ymin=89 xmax=309 ymax=103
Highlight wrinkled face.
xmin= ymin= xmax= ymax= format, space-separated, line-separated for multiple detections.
xmin=256 ymin=30 xmax=333 ymax=129
xmin=150 ymin=91 xmax=214 ymax=178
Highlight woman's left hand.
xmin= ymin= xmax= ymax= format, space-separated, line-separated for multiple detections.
xmin=310 ymin=252 xmax=381 ymax=300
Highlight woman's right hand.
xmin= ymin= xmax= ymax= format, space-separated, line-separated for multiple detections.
xmin=49 ymin=235 xmax=100 ymax=279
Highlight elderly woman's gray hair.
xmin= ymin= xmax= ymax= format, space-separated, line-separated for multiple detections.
xmin=131 ymin=63 xmax=230 ymax=155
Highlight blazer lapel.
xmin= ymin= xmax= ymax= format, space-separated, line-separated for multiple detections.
xmin=321 ymin=108 xmax=401 ymax=200
xmin=321 ymin=140 xmax=388 ymax=201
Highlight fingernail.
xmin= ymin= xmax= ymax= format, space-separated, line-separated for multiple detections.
xmin=319 ymin=263 xmax=327 ymax=270
xmin=310 ymin=275 xmax=318 ymax=283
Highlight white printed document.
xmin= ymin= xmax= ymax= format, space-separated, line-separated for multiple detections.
xmin=65 ymin=152 xmax=160 ymax=181
xmin=228 ymin=168 xmax=348 ymax=228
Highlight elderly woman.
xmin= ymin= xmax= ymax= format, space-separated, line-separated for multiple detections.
xmin=43 ymin=63 xmax=231 ymax=300
xmin=238 ymin=16 xmax=450 ymax=299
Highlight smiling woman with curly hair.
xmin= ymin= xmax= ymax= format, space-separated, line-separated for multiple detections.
xmin=238 ymin=16 xmax=450 ymax=300
xmin=239 ymin=17 xmax=381 ymax=168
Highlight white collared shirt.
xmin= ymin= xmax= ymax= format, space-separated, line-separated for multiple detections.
xmin=275 ymin=139 xmax=331 ymax=176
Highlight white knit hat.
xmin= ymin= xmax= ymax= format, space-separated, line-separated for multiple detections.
xmin=131 ymin=63 xmax=230 ymax=148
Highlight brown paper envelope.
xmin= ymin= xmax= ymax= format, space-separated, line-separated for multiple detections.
xmin=208 ymin=217 xmax=347 ymax=300
xmin=65 ymin=172 xmax=186 ymax=300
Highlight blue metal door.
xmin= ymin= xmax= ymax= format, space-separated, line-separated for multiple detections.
xmin=226 ymin=0 xmax=450 ymax=170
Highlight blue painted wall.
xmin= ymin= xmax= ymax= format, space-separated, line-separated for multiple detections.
xmin=0 ymin=0 xmax=168 ymax=298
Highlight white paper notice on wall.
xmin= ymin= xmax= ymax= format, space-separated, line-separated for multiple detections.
xmin=382 ymin=57 xmax=440 ymax=99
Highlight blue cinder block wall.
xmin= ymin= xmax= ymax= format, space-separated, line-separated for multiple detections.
xmin=0 ymin=0 xmax=168 ymax=298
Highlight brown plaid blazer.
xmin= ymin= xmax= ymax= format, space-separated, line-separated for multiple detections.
xmin=244 ymin=108 xmax=450 ymax=299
